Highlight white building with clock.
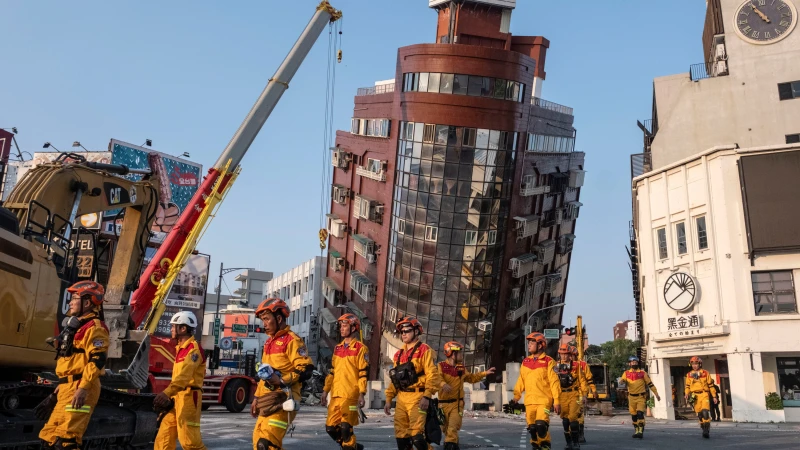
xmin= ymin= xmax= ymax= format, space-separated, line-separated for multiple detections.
xmin=629 ymin=0 xmax=800 ymax=423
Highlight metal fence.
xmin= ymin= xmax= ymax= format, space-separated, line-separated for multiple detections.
xmin=356 ymin=83 xmax=395 ymax=96
xmin=630 ymin=152 xmax=653 ymax=179
xmin=531 ymin=97 xmax=574 ymax=116
xmin=690 ymin=62 xmax=712 ymax=81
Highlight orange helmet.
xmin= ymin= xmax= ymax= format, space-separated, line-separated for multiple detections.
xmin=338 ymin=313 xmax=361 ymax=332
xmin=67 ymin=280 xmax=104 ymax=306
xmin=526 ymin=332 xmax=546 ymax=347
xmin=255 ymin=298 xmax=290 ymax=319
xmin=557 ymin=343 xmax=572 ymax=355
xmin=689 ymin=356 xmax=703 ymax=366
xmin=396 ymin=317 xmax=423 ymax=335
xmin=443 ymin=341 xmax=463 ymax=357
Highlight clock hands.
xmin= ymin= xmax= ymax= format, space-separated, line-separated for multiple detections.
xmin=750 ymin=3 xmax=771 ymax=23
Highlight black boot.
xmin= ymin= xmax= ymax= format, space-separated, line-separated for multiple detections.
xmin=578 ymin=424 xmax=586 ymax=443
xmin=639 ymin=424 xmax=645 ymax=438
xmin=631 ymin=425 xmax=639 ymax=439
xmin=702 ymin=422 xmax=710 ymax=439
xmin=563 ymin=432 xmax=574 ymax=450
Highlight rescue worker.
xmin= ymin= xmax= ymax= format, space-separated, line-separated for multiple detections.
xmin=684 ymin=356 xmax=717 ymax=439
xmin=39 ymin=281 xmax=109 ymax=449
xmin=384 ymin=317 xmax=441 ymax=450
xmin=320 ymin=313 xmax=369 ymax=450
xmin=555 ymin=344 xmax=585 ymax=450
xmin=437 ymin=341 xmax=495 ymax=450
xmin=622 ymin=356 xmax=660 ymax=439
xmin=571 ymin=345 xmax=597 ymax=444
xmin=250 ymin=298 xmax=314 ymax=450
xmin=153 ymin=311 xmax=207 ymax=450
xmin=512 ymin=333 xmax=562 ymax=450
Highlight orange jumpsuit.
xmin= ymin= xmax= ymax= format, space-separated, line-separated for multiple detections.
xmin=623 ymin=368 xmax=658 ymax=435
xmin=323 ymin=339 xmax=369 ymax=449
xmin=685 ymin=369 xmax=717 ymax=426
xmin=436 ymin=362 xmax=487 ymax=445
xmin=154 ymin=336 xmax=207 ymax=450
xmin=39 ymin=313 xmax=109 ymax=448
xmin=252 ymin=326 xmax=313 ymax=450
xmin=513 ymin=353 xmax=561 ymax=449
xmin=384 ymin=341 xmax=441 ymax=448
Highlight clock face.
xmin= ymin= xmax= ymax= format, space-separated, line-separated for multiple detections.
xmin=734 ymin=0 xmax=797 ymax=44
xmin=663 ymin=273 xmax=697 ymax=312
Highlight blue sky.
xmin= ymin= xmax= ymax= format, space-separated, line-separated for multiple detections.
xmin=3 ymin=1 xmax=707 ymax=342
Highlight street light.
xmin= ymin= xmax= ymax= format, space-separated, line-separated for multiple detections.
xmin=176 ymin=152 xmax=191 ymax=159
xmin=524 ymin=303 xmax=566 ymax=357
xmin=72 ymin=141 xmax=88 ymax=151
xmin=143 ymin=139 xmax=152 ymax=147
xmin=211 ymin=263 xmax=254 ymax=374
xmin=42 ymin=142 xmax=59 ymax=151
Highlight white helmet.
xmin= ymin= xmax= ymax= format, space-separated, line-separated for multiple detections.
xmin=170 ymin=311 xmax=198 ymax=328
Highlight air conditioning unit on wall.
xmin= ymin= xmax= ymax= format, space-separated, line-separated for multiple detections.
xmin=477 ymin=320 xmax=492 ymax=332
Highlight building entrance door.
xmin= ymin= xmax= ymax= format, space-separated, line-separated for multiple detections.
xmin=717 ymin=360 xmax=732 ymax=419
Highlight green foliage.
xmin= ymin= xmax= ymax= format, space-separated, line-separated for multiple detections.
xmin=595 ymin=339 xmax=641 ymax=382
xmin=646 ymin=397 xmax=655 ymax=409
xmin=765 ymin=392 xmax=784 ymax=410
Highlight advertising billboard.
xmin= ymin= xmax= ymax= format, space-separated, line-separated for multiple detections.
xmin=152 ymin=253 xmax=210 ymax=341
xmin=102 ymin=139 xmax=202 ymax=242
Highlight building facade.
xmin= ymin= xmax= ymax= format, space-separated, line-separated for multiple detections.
xmin=630 ymin=0 xmax=800 ymax=423
xmin=233 ymin=269 xmax=273 ymax=308
xmin=613 ymin=320 xmax=639 ymax=341
xmin=265 ymin=257 xmax=326 ymax=365
xmin=324 ymin=0 xmax=585 ymax=377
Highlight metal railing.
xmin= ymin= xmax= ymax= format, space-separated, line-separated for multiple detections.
xmin=531 ymin=97 xmax=574 ymax=115
xmin=690 ymin=61 xmax=728 ymax=81
xmin=630 ymin=152 xmax=653 ymax=179
xmin=356 ymin=83 xmax=395 ymax=96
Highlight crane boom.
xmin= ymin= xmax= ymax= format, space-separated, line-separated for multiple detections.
xmin=128 ymin=1 xmax=342 ymax=328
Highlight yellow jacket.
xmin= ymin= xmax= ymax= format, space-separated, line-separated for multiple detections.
xmin=323 ymin=339 xmax=369 ymax=398
xmin=163 ymin=336 xmax=206 ymax=398
xmin=255 ymin=326 xmax=313 ymax=398
xmin=623 ymin=369 xmax=658 ymax=396
xmin=56 ymin=313 xmax=109 ymax=390
xmin=513 ymin=353 xmax=561 ymax=406
xmin=685 ymin=369 xmax=717 ymax=397
xmin=578 ymin=361 xmax=597 ymax=396
xmin=437 ymin=362 xmax=486 ymax=402
xmin=385 ymin=341 xmax=441 ymax=402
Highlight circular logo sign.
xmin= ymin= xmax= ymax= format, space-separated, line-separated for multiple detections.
xmin=220 ymin=337 xmax=233 ymax=350
xmin=663 ymin=272 xmax=698 ymax=311
xmin=79 ymin=213 xmax=99 ymax=228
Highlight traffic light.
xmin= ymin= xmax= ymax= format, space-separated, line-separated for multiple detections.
xmin=564 ymin=326 xmax=577 ymax=336
xmin=254 ymin=326 xmax=263 ymax=334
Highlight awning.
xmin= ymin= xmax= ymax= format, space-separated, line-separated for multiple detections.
xmin=349 ymin=270 xmax=373 ymax=286
xmin=326 ymin=213 xmax=339 ymax=220
xmin=329 ymin=250 xmax=341 ymax=258
xmin=567 ymin=201 xmax=583 ymax=208
xmin=352 ymin=234 xmax=373 ymax=245
xmin=513 ymin=253 xmax=537 ymax=263
xmin=514 ymin=214 xmax=539 ymax=222
xmin=323 ymin=277 xmax=341 ymax=291
xmin=503 ymin=328 xmax=524 ymax=343
xmin=320 ymin=307 xmax=337 ymax=324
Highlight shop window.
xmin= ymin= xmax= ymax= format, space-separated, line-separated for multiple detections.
xmin=751 ymin=271 xmax=798 ymax=315
xmin=777 ymin=358 xmax=800 ymax=407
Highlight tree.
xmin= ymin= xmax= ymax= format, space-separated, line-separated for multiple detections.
xmin=597 ymin=339 xmax=640 ymax=382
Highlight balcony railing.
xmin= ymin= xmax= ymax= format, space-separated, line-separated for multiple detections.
xmin=630 ymin=153 xmax=653 ymax=179
xmin=356 ymin=83 xmax=395 ymax=96
xmin=531 ymin=97 xmax=574 ymax=116
xmin=356 ymin=165 xmax=387 ymax=182
xmin=689 ymin=61 xmax=728 ymax=81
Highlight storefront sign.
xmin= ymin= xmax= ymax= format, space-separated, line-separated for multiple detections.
xmin=666 ymin=314 xmax=700 ymax=331
xmin=663 ymin=272 xmax=698 ymax=311
xmin=652 ymin=324 xmax=730 ymax=343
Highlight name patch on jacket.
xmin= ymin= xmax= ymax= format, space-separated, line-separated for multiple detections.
xmin=264 ymin=333 xmax=294 ymax=355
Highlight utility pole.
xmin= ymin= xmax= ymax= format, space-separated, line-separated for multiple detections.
xmin=212 ymin=262 xmax=254 ymax=374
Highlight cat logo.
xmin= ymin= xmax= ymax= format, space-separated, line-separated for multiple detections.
xmin=110 ymin=187 xmax=122 ymax=205
xmin=104 ymin=182 xmax=131 ymax=206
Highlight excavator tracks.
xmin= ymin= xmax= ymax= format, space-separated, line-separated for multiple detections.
xmin=0 ymin=383 xmax=158 ymax=449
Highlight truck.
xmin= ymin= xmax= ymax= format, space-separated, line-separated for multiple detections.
xmin=0 ymin=2 xmax=342 ymax=448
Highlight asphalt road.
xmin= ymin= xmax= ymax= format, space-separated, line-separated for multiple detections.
xmin=191 ymin=406 xmax=800 ymax=449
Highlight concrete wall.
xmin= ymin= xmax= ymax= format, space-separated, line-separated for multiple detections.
xmin=649 ymin=0 xmax=800 ymax=169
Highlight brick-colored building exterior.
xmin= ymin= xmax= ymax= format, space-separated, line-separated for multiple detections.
xmin=322 ymin=0 xmax=585 ymax=379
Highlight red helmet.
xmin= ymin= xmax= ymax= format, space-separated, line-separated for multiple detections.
xmin=67 ymin=281 xmax=104 ymax=306
xmin=557 ymin=343 xmax=572 ymax=355
xmin=396 ymin=317 xmax=424 ymax=335
xmin=338 ymin=313 xmax=361 ymax=332
xmin=443 ymin=341 xmax=463 ymax=358
xmin=689 ymin=356 xmax=703 ymax=367
xmin=526 ymin=332 xmax=546 ymax=348
xmin=255 ymin=298 xmax=290 ymax=319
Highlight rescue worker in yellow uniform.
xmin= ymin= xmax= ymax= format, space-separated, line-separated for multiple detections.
xmin=39 ymin=281 xmax=109 ymax=449
xmin=320 ymin=313 xmax=368 ymax=450
xmin=622 ymin=355 xmax=660 ymax=439
xmin=512 ymin=333 xmax=562 ymax=450
xmin=153 ymin=311 xmax=207 ymax=450
xmin=571 ymin=345 xmax=597 ymax=445
xmin=684 ymin=356 xmax=717 ymax=439
xmin=555 ymin=344 xmax=585 ymax=450
xmin=437 ymin=341 xmax=495 ymax=450
xmin=384 ymin=317 xmax=441 ymax=450
xmin=250 ymin=298 xmax=314 ymax=450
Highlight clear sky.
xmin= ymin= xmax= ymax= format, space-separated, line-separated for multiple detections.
xmin=3 ymin=0 xmax=707 ymax=342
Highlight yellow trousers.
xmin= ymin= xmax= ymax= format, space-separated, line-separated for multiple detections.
xmin=525 ymin=403 xmax=553 ymax=447
xmin=691 ymin=392 xmax=711 ymax=424
xmin=154 ymin=389 xmax=206 ymax=450
xmin=393 ymin=392 xmax=427 ymax=439
xmin=326 ymin=396 xmax=360 ymax=448
xmin=628 ymin=394 xmax=646 ymax=414
xmin=439 ymin=400 xmax=463 ymax=444
xmin=39 ymin=380 xmax=101 ymax=446
xmin=559 ymin=391 xmax=581 ymax=422
xmin=253 ymin=409 xmax=296 ymax=449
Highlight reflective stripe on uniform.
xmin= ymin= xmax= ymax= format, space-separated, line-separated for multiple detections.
xmin=187 ymin=421 xmax=202 ymax=427
xmin=349 ymin=406 xmax=358 ymax=411
xmin=268 ymin=419 xmax=288 ymax=429
xmin=418 ymin=409 xmax=427 ymax=414
xmin=65 ymin=405 xmax=92 ymax=414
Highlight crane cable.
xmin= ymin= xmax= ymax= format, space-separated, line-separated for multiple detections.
xmin=318 ymin=19 xmax=342 ymax=253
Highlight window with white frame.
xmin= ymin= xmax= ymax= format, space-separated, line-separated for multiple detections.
xmin=397 ymin=219 xmax=406 ymax=235
xmin=366 ymin=158 xmax=382 ymax=174
xmin=488 ymin=230 xmax=497 ymax=245
xmin=695 ymin=216 xmax=709 ymax=250
xmin=425 ymin=225 xmax=438 ymax=242
xmin=656 ymin=228 xmax=668 ymax=260
xmin=350 ymin=118 xmax=390 ymax=138
xmin=465 ymin=230 xmax=478 ymax=245
xmin=676 ymin=222 xmax=688 ymax=255
xmin=752 ymin=271 xmax=797 ymax=315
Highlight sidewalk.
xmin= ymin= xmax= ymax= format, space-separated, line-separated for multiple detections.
xmin=597 ymin=409 xmax=800 ymax=430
